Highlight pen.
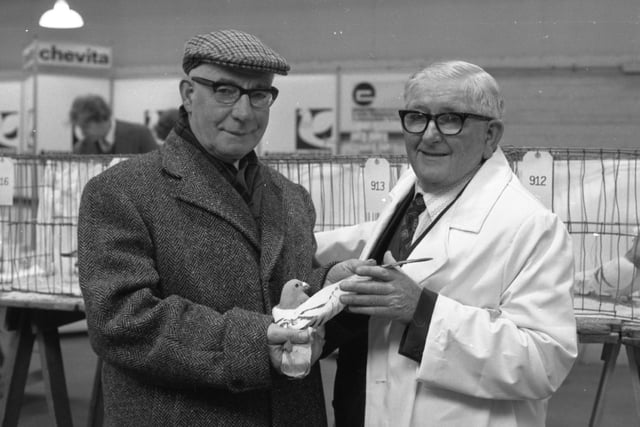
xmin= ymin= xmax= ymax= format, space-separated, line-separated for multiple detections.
xmin=380 ymin=257 xmax=433 ymax=269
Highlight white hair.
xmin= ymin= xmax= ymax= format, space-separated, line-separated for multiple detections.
xmin=404 ymin=60 xmax=505 ymax=119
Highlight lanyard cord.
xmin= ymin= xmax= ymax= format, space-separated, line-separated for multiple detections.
xmin=406 ymin=181 xmax=471 ymax=255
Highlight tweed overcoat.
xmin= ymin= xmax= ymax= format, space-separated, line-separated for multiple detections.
xmin=78 ymin=132 xmax=330 ymax=426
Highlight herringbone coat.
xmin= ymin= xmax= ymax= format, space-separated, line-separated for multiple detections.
xmin=78 ymin=132 xmax=330 ymax=426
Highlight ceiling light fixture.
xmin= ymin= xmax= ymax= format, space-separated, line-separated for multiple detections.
xmin=39 ymin=0 xmax=84 ymax=29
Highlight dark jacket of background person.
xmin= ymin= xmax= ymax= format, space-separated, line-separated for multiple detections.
xmin=77 ymin=129 xmax=329 ymax=426
xmin=73 ymin=119 xmax=158 ymax=154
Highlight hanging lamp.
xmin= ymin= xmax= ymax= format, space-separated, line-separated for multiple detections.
xmin=39 ymin=0 xmax=84 ymax=29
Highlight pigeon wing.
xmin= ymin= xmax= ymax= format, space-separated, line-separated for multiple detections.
xmin=293 ymin=283 xmax=349 ymax=329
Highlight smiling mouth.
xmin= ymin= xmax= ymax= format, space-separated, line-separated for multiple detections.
xmin=419 ymin=150 xmax=449 ymax=157
xmin=224 ymin=129 xmax=251 ymax=137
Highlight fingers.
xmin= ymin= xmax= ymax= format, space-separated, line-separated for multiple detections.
xmin=382 ymin=251 xmax=396 ymax=265
xmin=267 ymin=323 xmax=311 ymax=345
xmin=344 ymin=306 xmax=390 ymax=316
xmin=352 ymin=263 xmax=399 ymax=280
xmin=340 ymin=276 xmax=393 ymax=293
xmin=340 ymin=292 xmax=391 ymax=307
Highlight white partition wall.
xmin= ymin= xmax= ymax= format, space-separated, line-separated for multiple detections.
xmin=21 ymin=40 xmax=113 ymax=153
xmin=113 ymin=77 xmax=182 ymax=127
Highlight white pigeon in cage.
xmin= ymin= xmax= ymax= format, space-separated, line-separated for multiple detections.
xmin=574 ymin=241 xmax=640 ymax=301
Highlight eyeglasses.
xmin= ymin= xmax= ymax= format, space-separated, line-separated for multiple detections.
xmin=398 ymin=110 xmax=495 ymax=136
xmin=190 ymin=76 xmax=279 ymax=109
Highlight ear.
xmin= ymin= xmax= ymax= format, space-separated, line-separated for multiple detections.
xmin=482 ymin=119 xmax=504 ymax=160
xmin=179 ymin=79 xmax=194 ymax=113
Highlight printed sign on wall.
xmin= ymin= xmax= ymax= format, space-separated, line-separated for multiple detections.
xmin=340 ymin=73 xmax=405 ymax=133
xmin=0 ymin=111 xmax=19 ymax=150
xmin=23 ymin=40 xmax=112 ymax=70
xmin=296 ymin=108 xmax=335 ymax=152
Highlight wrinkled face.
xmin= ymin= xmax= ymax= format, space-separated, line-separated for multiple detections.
xmin=79 ymin=120 xmax=111 ymax=143
xmin=403 ymin=79 xmax=503 ymax=192
xmin=180 ymin=64 xmax=273 ymax=163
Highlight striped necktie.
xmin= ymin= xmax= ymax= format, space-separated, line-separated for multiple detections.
xmin=398 ymin=193 xmax=426 ymax=260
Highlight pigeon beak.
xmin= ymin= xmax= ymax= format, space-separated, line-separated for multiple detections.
xmin=301 ymin=282 xmax=311 ymax=293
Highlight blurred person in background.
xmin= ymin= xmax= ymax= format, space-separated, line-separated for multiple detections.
xmin=153 ymin=107 xmax=180 ymax=144
xmin=70 ymin=94 xmax=158 ymax=154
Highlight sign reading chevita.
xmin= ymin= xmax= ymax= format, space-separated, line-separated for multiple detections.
xmin=23 ymin=41 xmax=112 ymax=70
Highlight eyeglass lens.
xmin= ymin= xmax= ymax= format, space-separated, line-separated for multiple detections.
xmin=191 ymin=77 xmax=275 ymax=108
xmin=214 ymin=85 xmax=273 ymax=108
xmin=402 ymin=112 xmax=464 ymax=135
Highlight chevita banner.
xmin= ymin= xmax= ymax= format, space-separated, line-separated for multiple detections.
xmin=23 ymin=40 xmax=112 ymax=71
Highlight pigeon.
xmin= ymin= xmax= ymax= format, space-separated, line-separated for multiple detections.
xmin=574 ymin=256 xmax=638 ymax=301
xmin=272 ymin=279 xmax=316 ymax=378
xmin=273 ymin=279 xmax=312 ymax=327
xmin=274 ymin=275 xmax=367 ymax=331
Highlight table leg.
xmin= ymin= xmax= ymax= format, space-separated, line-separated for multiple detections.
xmin=36 ymin=327 xmax=73 ymax=427
xmin=1 ymin=307 xmax=85 ymax=427
xmin=625 ymin=345 xmax=640 ymax=422
xmin=87 ymin=357 xmax=103 ymax=427
xmin=588 ymin=342 xmax=622 ymax=427
xmin=0 ymin=311 xmax=35 ymax=427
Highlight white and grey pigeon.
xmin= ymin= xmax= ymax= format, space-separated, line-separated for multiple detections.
xmin=272 ymin=279 xmax=318 ymax=378
xmin=274 ymin=277 xmax=360 ymax=331
xmin=272 ymin=277 xmax=362 ymax=378
xmin=574 ymin=256 xmax=639 ymax=301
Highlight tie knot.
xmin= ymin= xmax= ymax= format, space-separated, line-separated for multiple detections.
xmin=408 ymin=193 xmax=426 ymax=216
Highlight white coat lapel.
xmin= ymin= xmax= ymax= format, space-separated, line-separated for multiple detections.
xmin=359 ymin=169 xmax=417 ymax=261
xmin=403 ymin=147 xmax=514 ymax=290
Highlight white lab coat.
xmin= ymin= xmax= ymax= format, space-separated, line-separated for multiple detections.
xmin=316 ymin=148 xmax=578 ymax=427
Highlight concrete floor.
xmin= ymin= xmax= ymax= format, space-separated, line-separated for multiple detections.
xmin=8 ymin=330 xmax=639 ymax=427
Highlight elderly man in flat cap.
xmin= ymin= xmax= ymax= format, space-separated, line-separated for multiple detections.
xmin=78 ymin=29 xmax=362 ymax=426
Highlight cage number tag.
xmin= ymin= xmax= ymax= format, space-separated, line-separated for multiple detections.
xmin=520 ymin=151 xmax=553 ymax=209
xmin=0 ymin=157 xmax=14 ymax=206
xmin=363 ymin=157 xmax=391 ymax=221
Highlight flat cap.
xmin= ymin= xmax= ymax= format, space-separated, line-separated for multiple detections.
xmin=182 ymin=29 xmax=290 ymax=76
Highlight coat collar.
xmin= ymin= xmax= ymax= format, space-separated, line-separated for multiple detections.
xmin=160 ymin=136 xmax=263 ymax=249
xmin=447 ymin=147 xmax=514 ymax=233
xmin=360 ymin=147 xmax=514 ymax=281
xmin=160 ymin=136 xmax=287 ymax=287
xmin=389 ymin=146 xmax=513 ymax=233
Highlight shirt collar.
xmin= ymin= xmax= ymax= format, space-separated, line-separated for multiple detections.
xmin=414 ymin=166 xmax=479 ymax=218
xmin=105 ymin=117 xmax=116 ymax=144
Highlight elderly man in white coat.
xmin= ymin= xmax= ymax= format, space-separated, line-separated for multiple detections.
xmin=319 ymin=60 xmax=578 ymax=427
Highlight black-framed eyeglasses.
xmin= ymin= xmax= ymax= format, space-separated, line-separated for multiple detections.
xmin=398 ymin=110 xmax=495 ymax=136
xmin=190 ymin=76 xmax=279 ymax=109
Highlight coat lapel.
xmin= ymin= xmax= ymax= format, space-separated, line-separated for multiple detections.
xmin=160 ymin=138 xmax=261 ymax=250
xmin=404 ymin=147 xmax=514 ymax=288
xmin=359 ymin=170 xmax=416 ymax=261
xmin=256 ymin=173 xmax=286 ymax=286
xmin=361 ymin=148 xmax=514 ymax=288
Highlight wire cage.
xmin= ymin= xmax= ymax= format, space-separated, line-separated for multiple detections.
xmin=0 ymin=154 xmax=122 ymax=296
xmin=1 ymin=148 xmax=639 ymax=322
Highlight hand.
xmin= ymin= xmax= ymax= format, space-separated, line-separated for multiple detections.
xmin=325 ymin=258 xmax=376 ymax=285
xmin=267 ymin=323 xmax=311 ymax=373
xmin=339 ymin=253 xmax=423 ymax=323
xmin=309 ymin=326 xmax=326 ymax=366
